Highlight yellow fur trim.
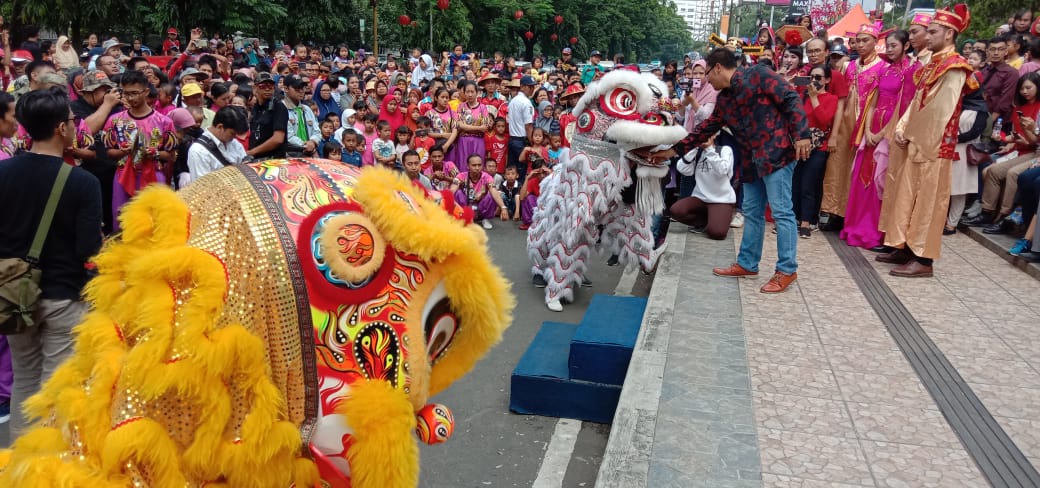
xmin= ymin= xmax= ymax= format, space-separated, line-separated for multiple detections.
xmin=341 ymin=380 xmax=420 ymax=488
xmin=352 ymin=168 xmax=515 ymax=396
xmin=0 ymin=187 xmax=317 ymax=488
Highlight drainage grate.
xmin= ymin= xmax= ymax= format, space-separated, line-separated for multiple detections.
xmin=826 ymin=233 xmax=1040 ymax=488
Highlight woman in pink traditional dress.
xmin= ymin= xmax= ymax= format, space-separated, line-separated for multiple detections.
xmin=841 ymin=27 xmax=913 ymax=249
xmin=451 ymin=80 xmax=491 ymax=166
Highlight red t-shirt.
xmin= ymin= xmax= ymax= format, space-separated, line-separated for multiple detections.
xmin=526 ymin=175 xmax=543 ymax=197
xmin=803 ymin=92 xmax=838 ymax=151
xmin=413 ymin=135 xmax=436 ymax=168
xmin=485 ymin=133 xmax=508 ymax=173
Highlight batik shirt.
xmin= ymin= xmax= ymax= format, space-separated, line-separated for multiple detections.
xmin=675 ymin=64 xmax=809 ymax=182
xmin=13 ymin=120 xmax=95 ymax=166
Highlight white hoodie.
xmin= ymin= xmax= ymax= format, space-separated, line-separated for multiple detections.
xmin=676 ymin=145 xmax=736 ymax=204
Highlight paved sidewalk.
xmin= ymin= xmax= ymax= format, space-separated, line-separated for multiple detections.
xmin=600 ymin=225 xmax=1040 ymax=488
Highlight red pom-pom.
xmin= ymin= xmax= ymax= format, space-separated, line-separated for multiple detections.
xmin=784 ymin=30 xmax=803 ymax=47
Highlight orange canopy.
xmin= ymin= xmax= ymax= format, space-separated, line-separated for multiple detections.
xmin=827 ymin=4 xmax=870 ymax=38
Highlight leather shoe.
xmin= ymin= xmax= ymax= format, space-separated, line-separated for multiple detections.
xmin=982 ymin=219 xmax=1014 ymax=235
xmin=962 ymin=213 xmax=992 ymax=227
xmin=869 ymin=245 xmax=892 ymax=253
xmin=760 ymin=271 xmax=797 ymax=293
xmin=875 ymin=248 xmax=912 ymax=264
xmin=890 ymin=261 xmax=933 ymax=278
xmin=713 ymin=263 xmax=758 ymax=277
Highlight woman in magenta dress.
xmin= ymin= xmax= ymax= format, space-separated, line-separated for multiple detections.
xmin=841 ymin=28 xmax=916 ymax=249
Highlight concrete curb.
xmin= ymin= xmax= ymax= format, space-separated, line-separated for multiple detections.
xmin=957 ymin=225 xmax=1040 ymax=281
xmin=594 ymin=229 xmax=687 ymax=487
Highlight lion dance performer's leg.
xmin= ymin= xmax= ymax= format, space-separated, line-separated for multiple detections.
xmin=601 ymin=202 xmax=659 ymax=273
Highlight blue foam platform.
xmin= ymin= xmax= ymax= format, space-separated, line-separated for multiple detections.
xmin=510 ymin=322 xmax=622 ymax=424
xmin=569 ymin=294 xmax=648 ymax=385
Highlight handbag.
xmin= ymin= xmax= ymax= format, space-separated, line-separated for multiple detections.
xmin=809 ymin=127 xmax=828 ymax=150
xmin=0 ymin=163 xmax=72 ymax=335
xmin=966 ymin=142 xmax=993 ymax=166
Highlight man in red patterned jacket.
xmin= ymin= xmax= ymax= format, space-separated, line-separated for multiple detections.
xmin=651 ymin=47 xmax=811 ymax=294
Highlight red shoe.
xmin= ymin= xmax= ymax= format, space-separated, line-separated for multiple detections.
xmin=518 ymin=224 xmax=530 ymax=230
xmin=712 ymin=263 xmax=758 ymax=277
xmin=760 ymin=271 xmax=797 ymax=293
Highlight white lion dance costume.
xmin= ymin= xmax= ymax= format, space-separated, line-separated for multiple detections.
xmin=527 ymin=70 xmax=689 ymax=311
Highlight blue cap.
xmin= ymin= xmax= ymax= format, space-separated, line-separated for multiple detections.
xmin=520 ymin=75 xmax=538 ymax=86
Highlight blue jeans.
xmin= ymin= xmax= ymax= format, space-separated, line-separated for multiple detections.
xmin=737 ymin=163 xmax=798 ymax=274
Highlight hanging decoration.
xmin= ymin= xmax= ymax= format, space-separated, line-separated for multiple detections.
xmin=524 ymin=31 xmax=535 ymax=40
xmin=514 ymin=9 xmax=524 ymax=20
xmin=554 ymin=15 xmax=564 ymax=25
xmin=437 ymin=0 xmax=449 ymax=9
xmin=398 ymin=15 xmax=411 ymax=26
xmin=570 ymin=37 xmax=578 ymax=44
xmin=551 ymin=34 xmax=558 ymax=41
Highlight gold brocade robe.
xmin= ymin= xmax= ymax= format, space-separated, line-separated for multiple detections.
xmin=880 ymin=49 xmax=971 ymax=259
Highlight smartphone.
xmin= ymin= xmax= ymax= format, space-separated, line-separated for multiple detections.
xmin=691 ymin=78 xmax=702 ymax=89
xmin=793 ymin=76 xmax=812 ymax=87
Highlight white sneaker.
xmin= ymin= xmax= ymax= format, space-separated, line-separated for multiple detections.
xmin=547 ymin=299 xmax=563 ymax=312
xmin=481 ymin=220 xmax=493 ymax=230
xmin=730 ymin=213 xmax=744 ymax=228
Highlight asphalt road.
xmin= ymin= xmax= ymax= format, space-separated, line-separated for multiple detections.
xmin=0 ymin=220 xmax=646 ymax=487
xmin=419 ymin=221 xmax=639 ymax=488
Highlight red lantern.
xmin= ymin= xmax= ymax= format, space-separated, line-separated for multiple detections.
xmin=524 ymin=31 xmax=535 ymax=40
xmin=514 ymin=9 xmax=524 ymax=20
xmin=437 ymin=0 xmax=449 ymax=9
xmin=398 ymin=15 xmax=411 ymax=26
xmin=551 ymin=33 xmax=558 ymax=41
xmin=555 ymin=15 xmax=564 ymax=25
xmin=570 ymin=37 xmax=578 ymax=44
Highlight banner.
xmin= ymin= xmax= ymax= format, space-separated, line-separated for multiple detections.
xmin=789 ymin=0 xmax=810 ymax=14
xmin=766 ymin=0 xmax=792 ymax=6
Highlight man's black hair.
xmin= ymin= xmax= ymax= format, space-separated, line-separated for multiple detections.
xmin=197 ymin=54 xmax=218 ymax=72
xmin=0 ymin=92 xmax=15 ymax=119
xmin=119 ymin=69 xmax=149 ymax=88
xmin=705 ymin=48 xmax=739 ymax=70
xmin=213 ymin=106 xmax=249 ymax=133
xmin=25 ymin=60 xmax=56 ymax=78
xmin=128 ymin=56 xmax=149 ymax=71
xmin=16 ymin=87 xmax=70 ymax=141
xmin=402 ymin=149 xmax=421 ymax=162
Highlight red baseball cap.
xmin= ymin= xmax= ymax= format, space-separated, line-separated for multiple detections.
xmin=12 ymin=50 xmax=34 ymax=63
xmin=168 ymin=27 xmax=178 ymax=34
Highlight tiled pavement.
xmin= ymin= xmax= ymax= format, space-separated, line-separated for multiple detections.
xmin=743 ymin=228 xmax=1039 ymax=487
xmin=600 ymin=224 xmax=1040 ymax=488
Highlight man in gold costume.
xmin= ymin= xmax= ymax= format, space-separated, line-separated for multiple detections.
xmin=877 ymin=4 xmax=978 ymax=277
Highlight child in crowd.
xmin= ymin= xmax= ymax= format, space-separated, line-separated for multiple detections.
xmin=323 ymin=140 xmax=343 ymax=161
xmin=352 ymin=101 xmax=368 ymax=132
xmin=325 ymin=113 xmax=341 ymax=131
xmin=317 ymin=119 xmax=336 ymax=158
xmin=155 ymin=83 xmax=178 ymax=116
xmin=520 ymin=127 xmax=550 ymax=176
xmin=451 ymin=154 xmax=509 ymax=230
xmin=485 ymin=117 xmax=509 ymax=176
xmin=372 ymin=120 xmax=397 ymax=168
xmin=402 ymin=150 xmax=433 ymax=190
xmin=423 ymin=144 xmax=459 ymax=191
xmin=413 ymin=116 xmax=436 ymax=167
xmin=520 ymin=159 xmax=552 ymax=230
xmin=395 ymin=125 xmax=413 ymax=163
xmin=340 ymin=129 xmax=363 ymax=167
xmin=361 ymin=113 xmax=378 ymax=165
xmin=487 ymin=159 xmax=503 ymax=187
xmin=498 ymin=165 xmax=522 ymax=222
xmin=547 ymin=132 xmax=563 ymax=167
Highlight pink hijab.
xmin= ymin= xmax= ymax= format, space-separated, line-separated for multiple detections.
xmin=379 ymin=87 xmax=406 ymax=133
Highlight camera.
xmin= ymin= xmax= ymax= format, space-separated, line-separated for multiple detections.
xmin=531 ymin=156 xmax=546 ymax=170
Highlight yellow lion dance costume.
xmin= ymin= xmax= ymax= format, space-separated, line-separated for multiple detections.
xmin=0 ymin=160 xmax=514 ymax=488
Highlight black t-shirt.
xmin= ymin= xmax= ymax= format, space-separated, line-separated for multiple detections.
xmin=0 ymin=153 xmax=103 ymax=300
xmin=250 ymin=98 xmax=289 ymax=159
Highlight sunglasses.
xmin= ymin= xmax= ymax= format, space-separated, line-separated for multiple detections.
xmin=811 ymin=75 xmax=824 ymax=80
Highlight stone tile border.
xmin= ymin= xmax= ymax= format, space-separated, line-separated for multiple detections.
xmin=597 ymin=228 xmax=760 ymax=487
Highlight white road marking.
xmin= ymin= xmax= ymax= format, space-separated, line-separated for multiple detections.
xmin=532 ymin=418 xmax=582 ymax=488
xmin=613 ymin=266 xmax=639 ymax=297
